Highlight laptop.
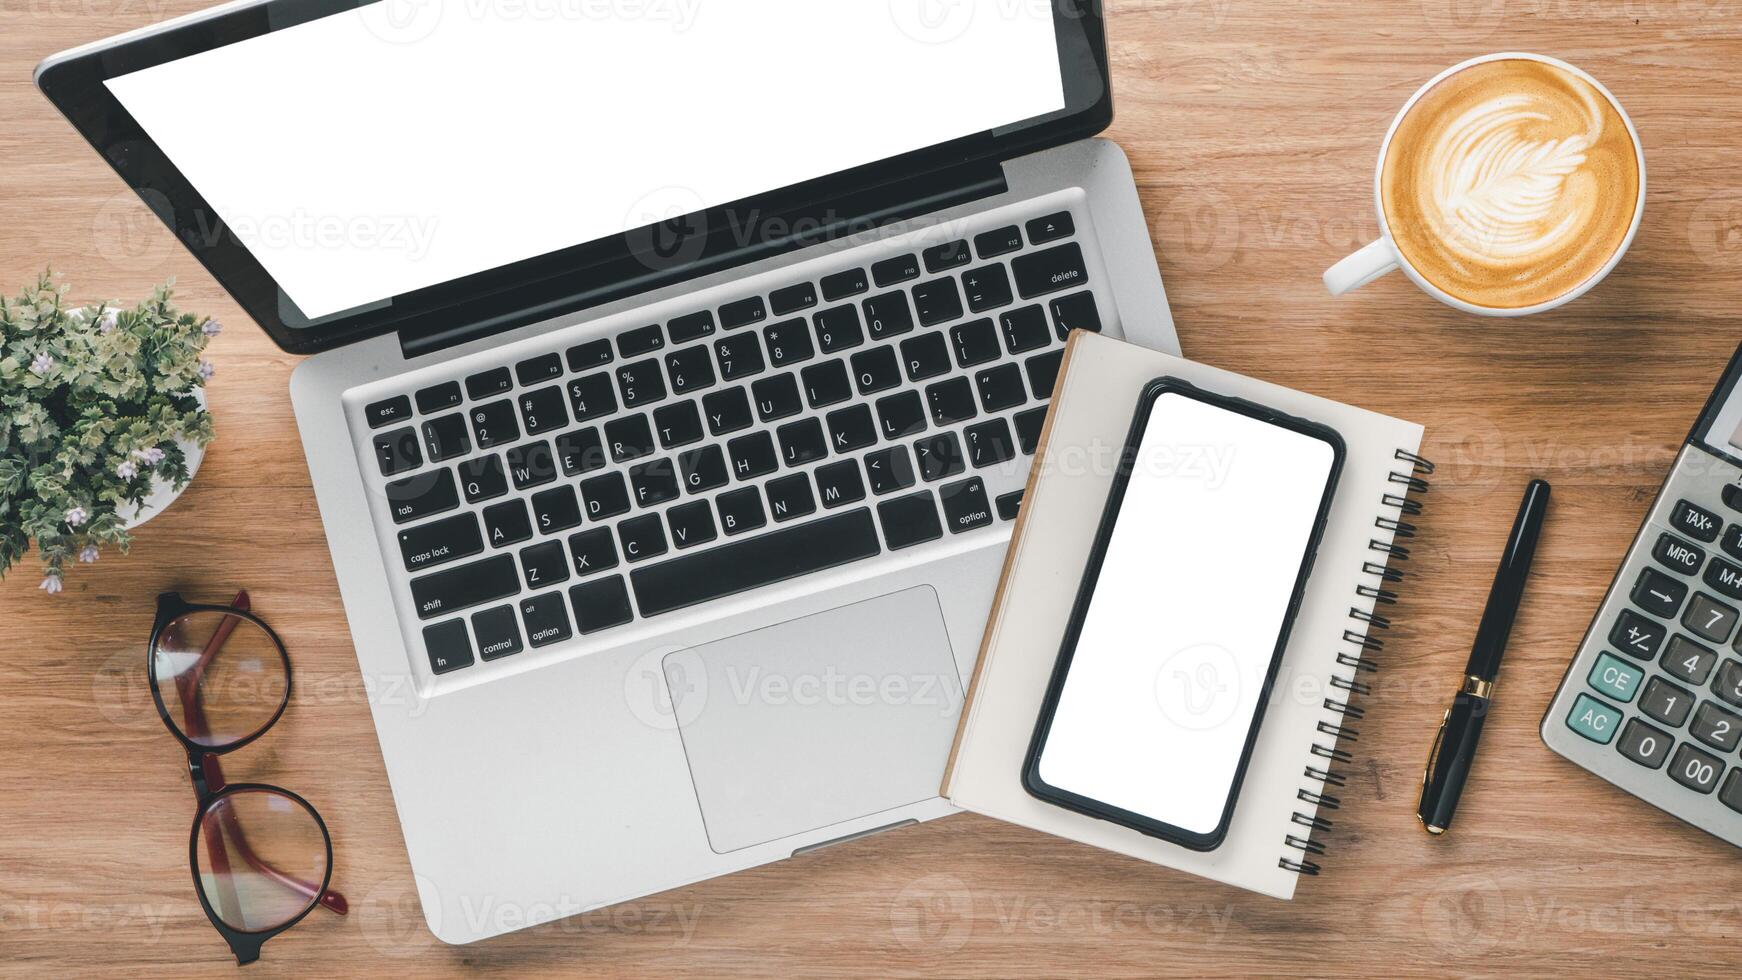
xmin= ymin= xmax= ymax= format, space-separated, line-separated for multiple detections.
xmin=39 ymin=0 xmax=1177 ymax=943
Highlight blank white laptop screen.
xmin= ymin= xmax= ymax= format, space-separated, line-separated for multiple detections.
xmin=103 ymin=0 xmax=1065 ymax=320
xmin=1036 ymin=392 xmax=1337 ymax=837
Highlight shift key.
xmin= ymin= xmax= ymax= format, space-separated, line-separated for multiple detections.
xmin=1012 ymin=242 xmax=1088 ymax=299
xmin=410 ymin=554 xmax=520 ymax=619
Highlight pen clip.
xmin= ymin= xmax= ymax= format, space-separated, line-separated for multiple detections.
xmin=1421 ymin=707 xmax=1451 ymax=794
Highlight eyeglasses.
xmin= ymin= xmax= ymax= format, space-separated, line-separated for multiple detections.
xmin=147 ymin=591 xmax=348 ymax=964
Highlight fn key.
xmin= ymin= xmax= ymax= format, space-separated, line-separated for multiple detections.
xmin=422 ymin=620 xmax=474 ymax=675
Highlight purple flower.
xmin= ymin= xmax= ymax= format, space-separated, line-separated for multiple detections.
xmin=64 ymin=506 xmax=88 ymax=528
xmin=29 ymin=352 xmax=53 ymax=375
xmin=116 ymin=460 xmax=138 ymax=480
xmin=78 ymin=545 xmax=100 ymax=564
xmin=39 ymin=575 xmax=62 ymax=594
xmin=198 ymin=360 xmax=216 ymax=381
xmin=133 ymin=447 xmax=166 ymax=465
xmin=202 ymin=319 xmax=223 ymax=337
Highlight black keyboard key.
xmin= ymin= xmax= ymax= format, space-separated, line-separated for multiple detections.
xmin=878 ymin=491 xmax=943 ymax=550
xmin=366 ymin=395 xmax=412 ymax=429
xmin=1633 ymin=567 xmax=1690 ymax=617
xmin=940 ymin=477 xmax=993 ymax=534
xmin=520 ymin=591 xmax=573 ymax=647
xmin=386 ymin=469 xmax=460 ymax=524
xmin=766 ymin=472 xmax=817 ymax=522
xmin=1727 ymin=485 xmax=1742 ymax=513
xmin=518 ymin=385 xmax=566 ymax=436
xmin=720 ymin=296 xmax=767 ymax=329
xmin=1724 ymin=524 xmax=1742 ymax=562
xmin=1716 ymin=659 xmax=1742 ymax=709
xmin=915 ymin=432 xmax=965 ymax=481
xmin=1611 ymin=609 xmax=1668 ymax=660
xmin=778 ymin=418 xmax=829 ymax=467
xmin=801 ymin=359 xmax=853 ymax=409
xmin=863 ymin=292 xmax=915 ymax=340
xmin=763 ymin=319 xmax=815 ymax=367
xmin=630 ymin=457 xmax=681 ymax=508
xmin=912 ymin=278 xmax=964 ymax=327
xmin=1673 ymin=499 xmax=1722 ymax=543
xmin=422 ymin=620 xmax=474 ymax=674
xmin=1050 ymin=291 xmax=1102 ymax=339
xmin=619 ymin=513 xmax=668 ymax=563
xmin=568 ymin=527 xmax=619 ymax=576
xmin=976 ymin=363 xmax=1027 ymax=413
xmin=459 ymin=454 xmax=508 ymax=503
xmin=771 ymin=282 xmax=819 ymax=316
xmin=995 ymin=489 xmax=1024 ymax=521
xmin=667 ymin=499 xmax=718 ymax=549
xmin=816 ymin=459 xmax=866 ymax=509
xmin=556 ymin=427 xmax=607 ymax=476
xmin=926 ymin=377 xmax=977 ymax=427
xmin=568 ymin=372 xmax=618 ymax=423
xmin=1640 ymin=676 xmax=1694 ymax=727
xmin=702 ymin=386 xmax=754 ymax=435
xmin=1669 ymin=742 xmax=1724 ymax=794
xmin=631 ymin=508 xmax=882 ymax=616
xmin=922 ymin=239 xmax=971 ymax=273
xmin=581 ymin=471 xmax=631 ymax=521
xmin=531 ymin=485 xmax=582 ymax=534
xmin=465 ymin=367 xmax=512 ymax=400
xmin=1026 ymin=349 xmax=1064 ymax=399
xmin=664 ymin=345 xmax=716 ymax=395
xmin=399 ymin=512 xmax=483 ymax=572
xmin=717 ymin=486 xmax=767 ymax=536
xmin=469 ymin=400 xmax=519 ymax=450
xmin=1014 ymin=406 xmax=1047 ymax=455
xmin=827 ymin=404 xmax=878 ymax=454
xmin=872 ymin=253 xmax=920 ymax=287
xmin=616 ymin=358 xmax=667 ymax=408
xmin=1013 ymin=242 xmax=1089 ymax=299
xmin=679 ymin=444 xmax=729 ymax=494
xmin=1026 ymin=211 xmax=1075 ymax=244
xmin=901 ymin=332 xmax=951 ymax=382
xmin=566 ymin=338 xmax=613 ymax=372
xmin=374 ymin=427 xmax=423 ymax=476
xmin=570 ymin=577 xmax=634 ymax=634
xmin=515 ymin=352 xmax=563 ymax=386
xmin=1725 ymin=771 xmax=1742 ymax=815
xmin=714 ymin=333 xmax=765 ymax=381
xmin=1616 ymin=718 xmax=1672 ymax=770
xmin=1655 ymin=532 xmax=1706 ymax=575
xmin=415 ymin=382 xmax=462 ymax=414
xmin=472 ymin=605 xmax=524 ymax=662
xmin=975 ymin=225 xmax=1023 ymax=259
xmin=964 ymin=418 xmax=1016 ymax=469
xmin=814 ymin=306 xmax=865 ymax=354
xmin=1691 ymin=700 xmax=1742 ymax=753
xmin=411 ymin=554 xmax=519 ymax=620
xmin=851 ymin=345 xmax=902 ymax=395
xmin=617 ymin=324 xmax=665 ymax=358
xmin=482 ymin=499 xmax=533 ymax=548
xmin=1663 ymin=635 xmax=1718 ymax=686
xmin=667 ymin=311 xmax=716 ymax=345
xmin=752 ymin=373 xmax=803 ymax=422
xmin=865 ymin=446 xmax=916 ymax=495
xmin=505 ymin=440 xmax=557 ymax=490
xmin=421 ymin=413 xmax=471 ymax=462
xmin=877 ymin=390 xmax=927 ymax=440
xmin=1706 ymin=557 xmax=1742 ymax=600
xmin=520 ymin=540 xmax=571 ymax=591
xmin=962 ymin=265 xmax=1013 ymax=314
xmin=821 ymin=267 xmax=869 ymax=301
xmin=1000 ymin=305 xmax=1050 ymax=354
xmin=653 ymin=400 xmax=704 ymax=448
xmin=728 ymin=431 xmax=779 ymax=480
xmin=605 ymin=414 xmax=656 ymax=462
xmin=1685 ymin=593 xmax=1739 ymax=644
xmin=949 ymin=317 xmax=1000 ymax=368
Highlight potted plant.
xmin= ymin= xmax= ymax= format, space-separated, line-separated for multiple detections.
xmin=0 ymin=272 xmax=217 ymax=593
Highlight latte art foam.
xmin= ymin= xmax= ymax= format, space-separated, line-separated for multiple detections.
xmin=1381 ymin=59 xmax=1639 ymax=309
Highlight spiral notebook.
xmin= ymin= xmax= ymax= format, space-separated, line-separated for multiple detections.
xmin=941 ymin=332 xmax=1431 ymax=899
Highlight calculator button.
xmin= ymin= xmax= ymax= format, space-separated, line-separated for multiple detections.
xmin=1669 ymin=742 xmax=1725 ymax=794
xmin=1661 ymin=634 xmax=1719 ymax=686
xmin=1566 ymin=693 xmax=1623 ymax=744
xmin=1722 ymin=769 xmax=1742 ymax=815
xmin=1631 ymin=568 xmax=1689 ymax=618
xmin=1610 ymin=609 xmax=1667 ymax=660
xmin=1714 ymin=659 xmax=1742 ymax=709
xmin=1704 ymin=556 xmax=1742 ymax=600
xmin=1725 ymin=484 xmax=1742 ymax=513
xmin=1690 ymin=701 xmax=1742 ymax=753
xmin=1639 ymin=676 xmax=1695 ymax=728
xmin=1671 ymin=499 xmax=1722 ymax=542
xmin=1682 ymin=592 xmax=1739 ymax=644
xmin=1587 ymin=652 xmax=1645 ymax=703
xmin=1653 ymin=532 xmax=1705 ymax=574
xmin=1616 ymin=718 xmax=1673 ymax=770
xmin=1724 ymin=524 xmax=1742 ymax=562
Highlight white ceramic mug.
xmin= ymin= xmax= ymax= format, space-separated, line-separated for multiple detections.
xmin=1323 ymin=52 xmax=1646 ymax=316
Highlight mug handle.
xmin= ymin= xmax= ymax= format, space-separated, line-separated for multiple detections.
xmin=1323 ymin=239 xmax=1399 ymax=295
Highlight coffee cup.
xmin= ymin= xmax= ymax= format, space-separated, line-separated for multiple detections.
xmin=1324 ymin=53 xmax=1645 ymax=316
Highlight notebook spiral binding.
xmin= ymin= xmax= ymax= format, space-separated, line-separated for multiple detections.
xmin=1279 ymin=448 xmax=1434 ymax=877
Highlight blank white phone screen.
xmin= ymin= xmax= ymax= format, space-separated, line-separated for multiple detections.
xmin=1036 ymin=391 xmax=1335 ymax=836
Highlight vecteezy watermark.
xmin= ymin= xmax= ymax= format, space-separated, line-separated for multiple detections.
xmin=358 ymin=873 xmax=703 ymax=951
xmin=889 ymin=873 xmax=975 ymax=952
xmin=191 ymin=206 xmax=440 ymax=263
xmin=361 ymin=0 xmax=702 ymax=44
xmin=622 ymin=185 xmax=711 ymax=273
xmin=888 ymin=0 xmax=978 ymax=45
xmin=0 ymin=897 xmax=179 ymax=942
xmin=1154 ymin=643 xmax=1244 ymax=732
xmin=1688 ymin=191 xmax=1742 ymax=271
xmin=92 ymin=188 xmax=178 ymax=269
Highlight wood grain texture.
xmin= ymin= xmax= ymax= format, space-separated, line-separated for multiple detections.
xmin=4 ymin=1 xmax=1742 ymax=976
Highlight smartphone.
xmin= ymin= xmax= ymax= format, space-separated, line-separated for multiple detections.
xmin=1023 ymin=377 xmax=1345 ymax=851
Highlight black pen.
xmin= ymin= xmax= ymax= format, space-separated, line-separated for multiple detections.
xmin=1419 ymin=479 xmax=1551 ymax=835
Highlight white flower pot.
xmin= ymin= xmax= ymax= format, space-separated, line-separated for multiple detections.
xmin=117 ymin=388 xmax=208 ymax=530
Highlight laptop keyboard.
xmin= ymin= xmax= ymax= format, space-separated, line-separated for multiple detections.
xmin=364 ymin=210 xmax=1102 ymax=677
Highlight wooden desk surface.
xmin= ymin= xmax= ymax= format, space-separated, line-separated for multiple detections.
xmin=4 ymin=2 xmax=1741 ymax=976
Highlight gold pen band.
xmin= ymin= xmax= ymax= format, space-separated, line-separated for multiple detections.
xmin=1461 ymin=674 xmax=1493 ymax=699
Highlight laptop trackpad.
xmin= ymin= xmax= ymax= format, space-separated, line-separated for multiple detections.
xmin=664 ymin=586 xmax=963 ymax=854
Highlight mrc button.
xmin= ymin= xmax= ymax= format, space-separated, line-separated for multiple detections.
xmin=1654 ymin=532 xmax=1706 ymax=574
xmin=1672 ymin=499 xmax=1722 ymax=543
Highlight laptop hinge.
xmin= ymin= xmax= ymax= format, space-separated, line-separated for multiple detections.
xmin=396 ymin=159 xmax=1009 ymax=360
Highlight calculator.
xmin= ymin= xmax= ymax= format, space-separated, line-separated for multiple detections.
xmin=1542 ymin=341 xmax=1742 ymax=847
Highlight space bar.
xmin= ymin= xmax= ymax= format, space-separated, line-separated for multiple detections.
xmin=630 ymin=508 xmax=882 ymax=617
